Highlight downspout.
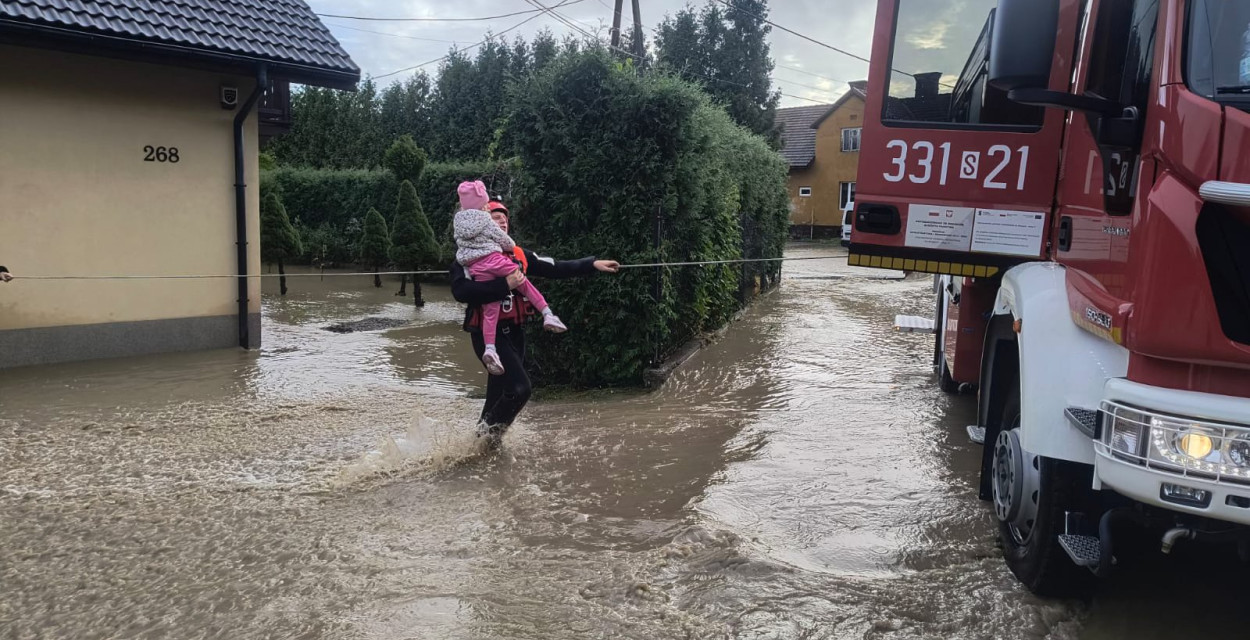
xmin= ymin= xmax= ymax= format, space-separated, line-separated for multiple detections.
xmin=233 ymin=65 xmax=267 ymax=348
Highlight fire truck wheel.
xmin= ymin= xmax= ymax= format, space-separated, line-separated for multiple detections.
xmin=933 ymin=279 xmax=960 ymax=394
xmin=932 ymin=279 xmax=944 ymax=369
xmin=995 ymin=385 xmax=1095 ymax=597
xmin=938 ymin=352 xmax=960 ymax=394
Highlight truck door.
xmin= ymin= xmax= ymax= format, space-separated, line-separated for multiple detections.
xmin=850 ymin=0 xmax=1082 ymax=277
xmin=1054 ymin=0 xmax=1161 ymax=302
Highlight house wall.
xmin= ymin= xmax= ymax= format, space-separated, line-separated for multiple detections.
xmin=0 ymin=44 xmax=262 ymax=368
xmin=787 ymin=95 xmax=864 ymax=231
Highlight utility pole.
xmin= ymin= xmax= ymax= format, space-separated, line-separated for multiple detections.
xmin=610 ymin=0 xmax=624 ymax=49
xmin=630 ymin=0 xmax=644 ymax=60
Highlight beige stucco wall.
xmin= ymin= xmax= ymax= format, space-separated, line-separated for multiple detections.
xmin=787 ymin=95 xmax=864 ymax=228
xmin=0 ymin=44 xmax=261 ymax=334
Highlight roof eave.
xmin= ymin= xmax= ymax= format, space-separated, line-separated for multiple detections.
xmin=0 ymin=20 xmax=361 ymax=90
xmin=810 ymin=90 xmax=866 ymax=130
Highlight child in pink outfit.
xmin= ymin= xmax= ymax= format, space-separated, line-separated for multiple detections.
xmin=453 ymin=180 xmax=566 ymax=375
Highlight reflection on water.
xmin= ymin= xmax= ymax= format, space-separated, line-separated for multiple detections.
xmin=1 ymin=250 xmax=1244 ymax=639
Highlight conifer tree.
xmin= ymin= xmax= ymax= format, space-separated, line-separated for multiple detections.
xmin=359 ymin=208 xmax=392 ymax=287
xmin=260 ymin=191 xmax=303 ymax=295
xmin=389 ymin=180 xmax=440 ymax=305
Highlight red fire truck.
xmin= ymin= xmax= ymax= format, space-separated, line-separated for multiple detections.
xmin=851 ymin=0 xmax=1250 ymax=594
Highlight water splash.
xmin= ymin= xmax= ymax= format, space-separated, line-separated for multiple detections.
xmin=333 ymin=413 xmax=493 ymax=487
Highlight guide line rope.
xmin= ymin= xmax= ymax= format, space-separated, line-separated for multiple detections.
xmin=12 ymin=256 xmax=840 ymax=281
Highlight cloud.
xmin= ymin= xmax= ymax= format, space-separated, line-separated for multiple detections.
xmin=888 ymin=0 xmax=995 ymax=83
xmin=308 ymin=0 xmax=879 ymax=108
xmin=902 ymin=0 xmax=968 ymax=50
xmin=905 ymin=21 xmax=951 ymax=50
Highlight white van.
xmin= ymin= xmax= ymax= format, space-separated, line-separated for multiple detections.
xmin=841 ymin=205 xmax=854 ymax=246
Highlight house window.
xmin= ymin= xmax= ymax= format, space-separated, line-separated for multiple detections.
xmin=841 ymin=127 xmax=861 ymax=152
xmin=839 ymin=182 xmax=856 ymax=210
xmin=798 ymin=187 xmax=813 ymax=198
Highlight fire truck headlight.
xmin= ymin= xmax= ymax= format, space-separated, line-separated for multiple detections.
xmin=1222 ymin=435 xmax=1250 ymax=477
xmin=1177 ymin=430 xmax=1215 ymax=459
xmin=1105 ymin=405 xmax=1148 ymax=460
xmin=1103 ymin=403 xmax=1250 ymax=481
xmin=1150 ymin=419 xmax=1223 ymax=472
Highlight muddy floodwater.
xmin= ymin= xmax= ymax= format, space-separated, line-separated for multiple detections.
xmin=2 ymin=244 xmax=1245 ymax=639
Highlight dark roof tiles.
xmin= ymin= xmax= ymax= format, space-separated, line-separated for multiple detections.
xmin=0 ymin=0 xmax=358 ymax=78
xmin=776 ymin=104 xmax=832 ymax=168
xmin=776 ymin=82 xmax=868 ymax=169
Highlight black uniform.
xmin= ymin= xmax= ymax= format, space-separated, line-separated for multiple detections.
xmin=449 ymin=250 xmax=598 ymax=428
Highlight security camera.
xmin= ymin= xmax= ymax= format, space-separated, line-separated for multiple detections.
xmin=220 ymin=85 xmax=239 ymax=110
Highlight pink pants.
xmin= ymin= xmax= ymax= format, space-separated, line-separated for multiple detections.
xmin=469 ymin=252 xmax=548 ymax=346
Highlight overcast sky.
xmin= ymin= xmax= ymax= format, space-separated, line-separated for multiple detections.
xmin=305 ymin=0 xmax=989 ymax=108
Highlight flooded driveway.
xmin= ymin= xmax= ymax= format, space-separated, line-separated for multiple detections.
xmin=1 ymin=245 xmax=1244 ymax=639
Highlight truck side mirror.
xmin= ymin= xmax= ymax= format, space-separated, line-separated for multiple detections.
xmin=988 ymin=0 xmax=1059 ymax=92
xmin=990 ymin=0 xmax=1122 ymax=117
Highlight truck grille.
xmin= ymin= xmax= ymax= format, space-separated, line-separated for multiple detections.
xmin=1196 ymin=207 xmax=1250 ymax=345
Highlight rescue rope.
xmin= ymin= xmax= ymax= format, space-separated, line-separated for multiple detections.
xmin=16 ymin=270 xmax=448 ymax=280
xmin=613 ymin=256 xmax=832 ymax=269
xmin=13 ymin=255 xmax=841 ymax=280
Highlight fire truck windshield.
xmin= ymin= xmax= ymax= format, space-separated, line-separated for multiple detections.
xmin=883 ymin=0 xmax=1044 ymax=128
xmin=1187 ymin=0 xmax=1250 ymax=109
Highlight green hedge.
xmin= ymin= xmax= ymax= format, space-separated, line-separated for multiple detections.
xmin=262 ymin=161 xmax=519 ymax=264
xmin=501 ymin=51 xmax=788 ymax=386
xmin=260 ymin=50 xmax=789 ymax=388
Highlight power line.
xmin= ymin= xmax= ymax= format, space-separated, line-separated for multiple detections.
xmin=523 ymin=0 xmax=604 ymax=38
xmin=709 ymin=0 xmax=955 ymax=90
xmin=369 ymin=0 xmax=832 ymax=103
xmin=708 ymin=0 xmax=872 ymax=67
xmin=374 ymin=0 xmax=583 ymax=80
xmin=637 ymin=12 xmax=850 ymax=99
xmin=684 ymin=70 xmax=831 ymax=105
xmin=775 ymin=63 xmax=846 ymax=86
xmin=524 ymin=1 xmax=638 ymax=56
xmin=527 ymin=0 xmax=830 ymax=105
xmin=771 ymin=76 xmax=838 ymax=94
xmin=316 ymin=4 xmax=583 ymax=23
xmin=324 ymin=22 xmax=463 ymax=45
xmin=375 ymin=53 xmax=455 ymax=80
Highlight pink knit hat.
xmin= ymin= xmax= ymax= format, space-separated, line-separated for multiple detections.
xmin=457 ymin=180 xmax=489 ymax=211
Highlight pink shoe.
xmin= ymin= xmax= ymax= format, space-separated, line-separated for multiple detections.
xmin=543 ymin=314 xmax=567 ymax=333
xmin=482 ymin=350 xmax=505 ymax=375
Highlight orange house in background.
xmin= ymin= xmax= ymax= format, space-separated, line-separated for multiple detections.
xmin=779 ymin=81 xmax=867 ymax=239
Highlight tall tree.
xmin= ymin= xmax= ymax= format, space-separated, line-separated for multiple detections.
xmin=266 ymin=80 xmax=387 ymax=168
xmin=389 ymin=180 xmax=440 ymax=306
xmin=655 ymin=7 xmax=704 ymax=76
xmin=359 ymin=208 xmax=392 ymax=287
xmin=275 ymin=34 xmax=567 ymax=168
xmin=428 ymin=48 xmax=483 ymax=160
xmin=472 ymin=38 xmax=514 ymax=154
xmin=511 ymin=37 xmax=532 ymax=79
xmin=260 ymin=190 xmax=303 ymax=295
xmin=531 ymin=29 xmax=560 ymax=72
xmin=656 ymin=0 xmax=781 ymax=145
xmin=380 ymin=73 xmax=433 ymax=146
xmin=718 ymin=0 xmax=780 ymax=144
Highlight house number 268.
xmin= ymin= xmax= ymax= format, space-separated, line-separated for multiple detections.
xmin=143 ymin=146 xmax=180 ymax=163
